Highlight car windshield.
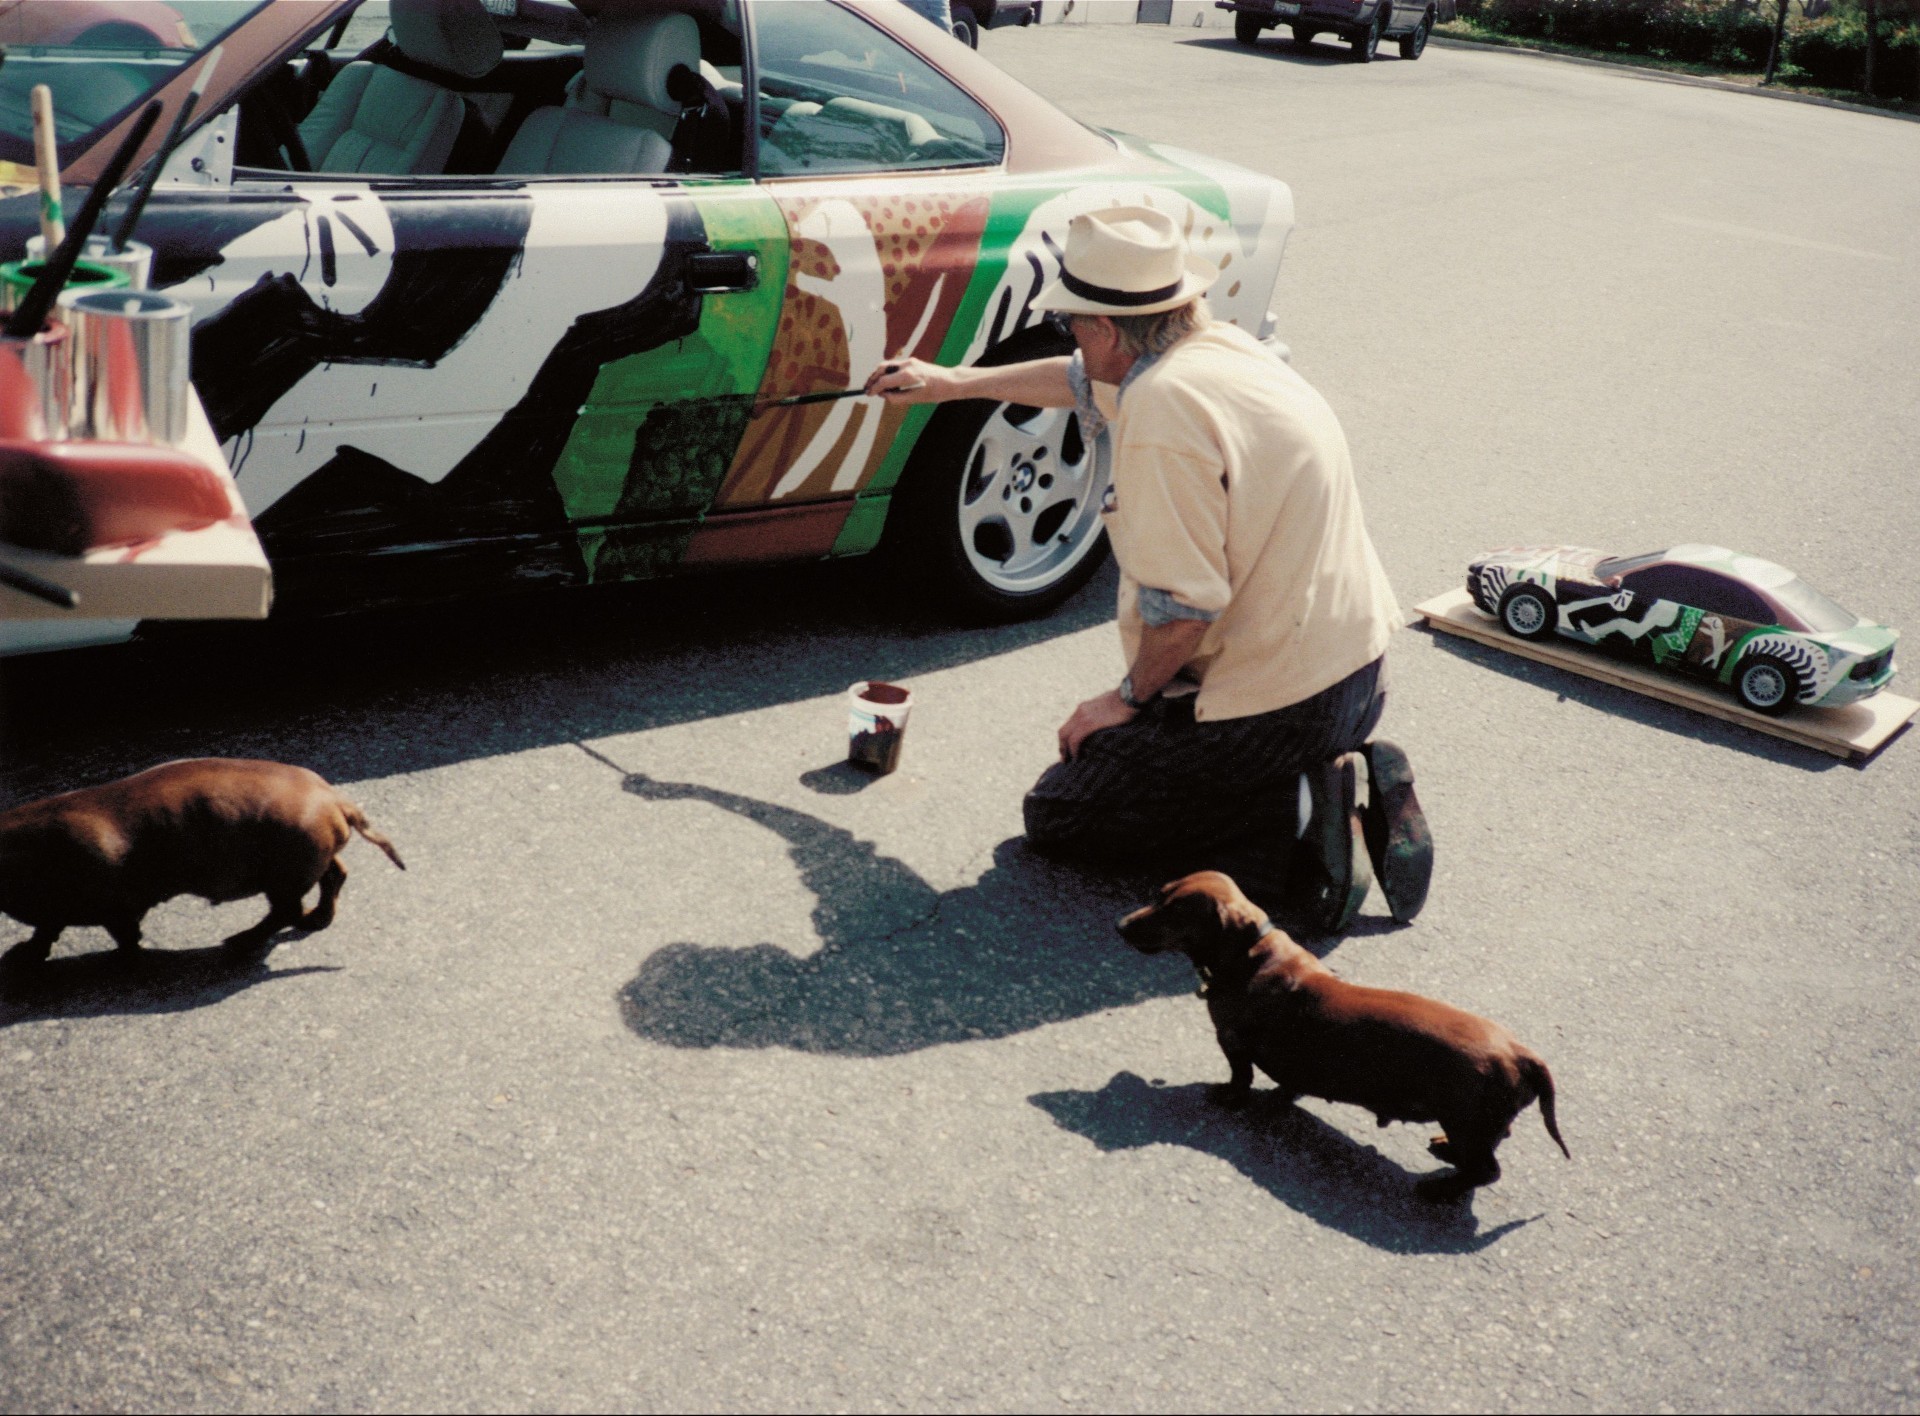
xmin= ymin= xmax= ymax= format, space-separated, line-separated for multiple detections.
xmin=1593 ymin=551 xmax=1665 ymax=580
xmin=1768 ymin=577 xmax=1859 ymax=633
xmin=0 ymin=2 xmax=267 ymax=169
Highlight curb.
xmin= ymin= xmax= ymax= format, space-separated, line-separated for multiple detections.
xmin=1427 ymin=31 xmax=1920 ymax=124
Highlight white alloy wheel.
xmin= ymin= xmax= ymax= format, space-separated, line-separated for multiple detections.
xmin=955 ymin=401 xmax=1107 ymax=598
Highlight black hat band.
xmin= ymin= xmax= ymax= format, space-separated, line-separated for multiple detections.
xmin=1058 ymin=267 xmax=1187 ymax=308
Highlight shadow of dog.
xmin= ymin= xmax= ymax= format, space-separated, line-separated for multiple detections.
xmin=1031 ymin=1072 xmax=1537 ymax=1254
xmin=0 ymin=940 xmax=336 ymax=1029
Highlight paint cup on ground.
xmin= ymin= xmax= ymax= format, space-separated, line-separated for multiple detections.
xmin=66 ymin=289 xmax=192 ymax=446
xmin=847 ymin=680 xmax=913 ymax=774
xmin=0 ymin=258 xmax=129 ymax=314
xmin=25 ymin=235 xmax=152 ymax=291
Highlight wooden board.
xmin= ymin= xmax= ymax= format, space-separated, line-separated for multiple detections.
xmin=0 ymin=395 xmax=271 ymax=624
xmin=1413 ymin=587 xmax=1915 ymax=762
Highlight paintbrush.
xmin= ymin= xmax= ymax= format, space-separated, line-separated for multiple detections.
xmin=755 ymin=361 xmax=925 ymax=413
xmin=5 ymin=100 xmax=162 ymax=338
xmin=30 ymin=85 xmax=63 ymax=253
xmin=109 ymin=45 xmax=220 ymax=253
xmin=0 ymin=557 xmax=79 ymax=610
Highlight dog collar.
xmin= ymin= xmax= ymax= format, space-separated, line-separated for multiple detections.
xmin=1196 ymin=920 xmax=1280 ymax=998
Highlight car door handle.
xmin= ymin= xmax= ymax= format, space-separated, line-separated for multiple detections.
xmin=687 ymin=250 xmax=759 ymax=293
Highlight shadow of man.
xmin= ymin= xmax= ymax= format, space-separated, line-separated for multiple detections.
xmin=616 ymin=771 xmax=1193 ymax=1056
xmin=1032 ymin=1072 xmax=1537 ymax=1253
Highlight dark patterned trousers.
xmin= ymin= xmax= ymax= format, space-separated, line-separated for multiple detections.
xmin=1023 ymin=656 xmax=1387 ymax=882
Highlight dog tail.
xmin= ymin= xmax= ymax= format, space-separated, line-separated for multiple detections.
xmin=1520 ymin=1052 xmax=1569 ymax=1159
xmin=340 ymin=800 xmax=406 ymax=870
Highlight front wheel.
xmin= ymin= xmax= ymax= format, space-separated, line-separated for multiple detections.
xmin=1498 ymin=583 xmax=1557 ymax=642
xmin=951 ymin=15 xmax=980 ymax=47
xmin=1351 ymin=8 xmax=1383 ymax=60
xmin=1733 ymin=653 xmax=1801 ymax=717
xmin=1235 ymin=12 xmax=1267 ymax=45
xmin=884 ymin=335 xmax=1111 ymax=622
xmin=1399 ymin=10 xmax=1432 ymax=58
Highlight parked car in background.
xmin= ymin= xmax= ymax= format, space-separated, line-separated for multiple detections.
xmin=951 ymin=0 xmax=1042 ymax=48
xmin=1466 ymin=543 xmax=1898 ymax=716
xmin=0 ymin=0 xmax=1295 ymax=655
xmin=1217 ymin=0 xmax=1455 ymax=60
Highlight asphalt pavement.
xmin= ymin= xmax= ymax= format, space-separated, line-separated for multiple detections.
xmin=2 ymin=23 xmax=1917 ymax=1414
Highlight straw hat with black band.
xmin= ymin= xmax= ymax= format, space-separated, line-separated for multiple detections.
xmin=1030 ymin=205 xmax=1218 ymax=319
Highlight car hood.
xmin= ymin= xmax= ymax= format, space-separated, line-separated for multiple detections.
xmin=1469 ymin=544 xmax=1612 ymax=582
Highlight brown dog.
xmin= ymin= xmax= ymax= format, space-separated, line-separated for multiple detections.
xmin=0 ymin=758 xmax=404 ymax=964
xmin=1118 ymin=871 xmax=1567 ymax=1201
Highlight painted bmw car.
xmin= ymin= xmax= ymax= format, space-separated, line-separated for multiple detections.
xmin=0 ymin=0 xmax=1295 ymax=655
xmin=1466 ymin=543 xmax=1898 ymax=716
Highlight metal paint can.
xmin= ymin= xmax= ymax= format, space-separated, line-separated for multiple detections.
xmin=25 ymin=235 xmax=153 ymax=291
xmin=847 ymin=680 xmax=913 ymax=774
xmin=0 ymin=323 xmax=72 ymax=442
xmin=0 ymin=258 xmax=130 ymax=313
xmin=66 ymin=290 xmax=192 ymax=447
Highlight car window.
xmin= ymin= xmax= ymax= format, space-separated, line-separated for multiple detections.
xmin=1766 ymin=577 xmax=1858 ymax=633
xmin=753 ymin=0 xmax=1004 ymax=177
xmin=0 ymin=1 xmax=266 ymax=166
xmin=1622 ymin=565 xmax=1772 ymax=623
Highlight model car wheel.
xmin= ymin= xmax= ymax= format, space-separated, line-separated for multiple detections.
xmin=1734 ymin=652 xmax=1800 ymax=716
xmin=885 ymin=330 xmax=1110 ymax=622
xmin=1400 ymin=10 xmax=1432 ymax=58
xmin=951 ymin=15 xmax=980 ymax=47
xmin=1497 ymin=583 xmax=1557 ymax=642
xmin=1351 ymin=8 xmax=1383 ymax=60
xmin=1235 ymin=12 xmax=1267 ymax=45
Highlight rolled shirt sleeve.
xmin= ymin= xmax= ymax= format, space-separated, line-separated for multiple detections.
xmin=1136 ymin=585 xmax=1220 ymax=626
xmin=1066 ymin=349 xmax=1110 ymax=442
xmin=1110 ymin=441 xmax=1234 ymax=616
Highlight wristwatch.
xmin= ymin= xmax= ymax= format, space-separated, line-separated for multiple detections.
xmin=1118 ymin=674 xmax=1154 ymax=711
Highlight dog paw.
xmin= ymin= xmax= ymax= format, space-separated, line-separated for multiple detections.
xmin=1427 ymin=1135 xmax=1458 ymax=1164
xmin=1208 ymin=1084 xmax=1253 ymax=1110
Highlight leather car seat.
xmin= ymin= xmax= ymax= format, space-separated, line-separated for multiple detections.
xmin=299 ymin=0 xmax=503 ymax=175
xmin=496 ymin=11 xmax=699 ymax=176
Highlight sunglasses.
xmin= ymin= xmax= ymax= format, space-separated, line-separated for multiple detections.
xmin=1045 ymin=311 xmax=1078 ymax=337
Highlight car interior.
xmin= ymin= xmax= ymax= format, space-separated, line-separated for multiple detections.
xmin=217 ymin=0 xmax=1002 ymax=182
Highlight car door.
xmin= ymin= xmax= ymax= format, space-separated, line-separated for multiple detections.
xmin=144 ymin=2 xmax=786 ymax=613
xmin=684 ymin=0 xmax=1009 ymax=567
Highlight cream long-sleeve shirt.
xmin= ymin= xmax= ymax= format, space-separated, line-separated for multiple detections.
xmin=1087 ymin=322 xmax=1401 ymax=722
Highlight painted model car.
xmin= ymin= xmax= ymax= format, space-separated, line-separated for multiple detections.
xmin=0 ymin=0 xmax=1295 ymax=655
xmin=1466 ymin=543 xmax=1898 ymax=716
xmin=1218 ymin=0 xmax=1456 ymax=61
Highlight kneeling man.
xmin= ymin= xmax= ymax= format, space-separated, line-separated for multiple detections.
xmin=869 ymin=206 xmax=1429 ymax=933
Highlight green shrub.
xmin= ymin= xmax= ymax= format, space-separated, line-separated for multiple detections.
xmin=1786 ymin=12 xmax=1920 ymax=96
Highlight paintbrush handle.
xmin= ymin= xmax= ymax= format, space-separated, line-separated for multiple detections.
xmin=30 ymin=85 xmax=63 ymax=252
xmin=0 ymin=557 xmax=78 ymax=610
xmin=110 ymin=45 xmax=219 ymax=253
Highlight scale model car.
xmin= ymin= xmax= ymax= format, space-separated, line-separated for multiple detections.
xmin=0 ymin=0 xmax=1297 ymax=655
xmin=1466 ymin=543 xmax=1898 ymax=716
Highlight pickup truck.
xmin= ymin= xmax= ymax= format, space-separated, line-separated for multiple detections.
xmin=1216 ymin=0 xmax=1457 ymax=61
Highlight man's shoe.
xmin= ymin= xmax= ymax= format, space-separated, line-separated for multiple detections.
xmin=1296 ymin=752 xmax=1371 ymax=937
xmin=1361 ymin=739 xmax=1433 ymax=924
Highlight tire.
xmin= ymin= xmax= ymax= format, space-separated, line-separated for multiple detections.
xmin=1235 ymin=12 xmax=1267 ymax=45
xmin=1733 ymin=652 xmax=1801 ymax=717
xmin=1399 ymin=9 xmax=1432 ymax=58
xmin=1497 ymin=583 xmax=1557 ymax=642
xmin=951 ymin=16 xmax=980 ymax=47
xmin=1292 ymin=26 xmax=1318 ymax=46
xmin=883 ymin=328 xmax=1111 ymax=623
xmin=1350 ymin=7 xmax=1383 ymax=60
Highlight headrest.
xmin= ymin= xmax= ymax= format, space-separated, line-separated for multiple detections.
xmin=390 ymin=0 xmax=504 ymax=80
xmin=584 ymin=11 xmax=700 ymax=115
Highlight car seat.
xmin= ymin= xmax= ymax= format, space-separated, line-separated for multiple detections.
xmin=298 ymin=0 xmax=503 ymax=175
xmin=496 ymin=11 xmax=700 ymax=176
